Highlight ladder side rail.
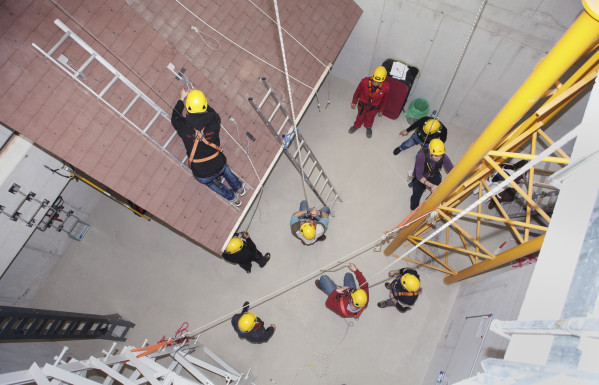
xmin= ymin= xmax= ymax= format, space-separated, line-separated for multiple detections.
xmin=248 ymin=97 xmax=284 ymax=145
xmin=51 ymin=20 xmax=168 ymax=118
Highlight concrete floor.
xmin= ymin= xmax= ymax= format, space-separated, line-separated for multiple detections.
xmin=25 ymin=75 xmax=473 ymax=384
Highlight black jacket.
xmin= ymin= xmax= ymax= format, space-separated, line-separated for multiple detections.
xmin=231 ymin=313 xmax=275 ymax=343
xmin=406 ymin=116 xmax=448 ymax=144
xmin=171 ymin=100 xmax=226 ymax=178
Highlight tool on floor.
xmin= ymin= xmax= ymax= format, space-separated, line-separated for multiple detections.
xmin=37 ymin=195 xmax=90 ymax=241
xmin=249 ymin=77 xmax=341 ymax=210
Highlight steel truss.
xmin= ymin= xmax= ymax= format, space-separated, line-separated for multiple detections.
xmin=384 ymin=4 xmax=599 ymax=284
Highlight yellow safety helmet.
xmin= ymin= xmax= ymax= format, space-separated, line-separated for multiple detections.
xmin=423 ymin=119 xmax=441 ymax=135
xmin=300 ymin=222 xmax=316 ymax=240
xmin=401 ymin=273 xmax=420 ymax=292
xmin=186 ymin=90 xmax=207 ymax=113
xmin=350 ymin=288 xmax=368 ymax=308
xmin=428 ymin=138 xmax=445 ymax=155
xmin=372 ymin=66 xmax=387 ymax=82
xmin=238 ymin=312 xmax=257 ymax=332
xmin=225 ymin=237 xmax=243 ymax=254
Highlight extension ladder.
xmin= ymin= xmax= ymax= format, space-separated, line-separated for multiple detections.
xmin=248 ymin=77 xmax=341 ymax=209
xmin=0 ymin=338 xmax=256 ymax=385
xmin=0 ymin=306 xmax=134 ymax=341
xmin=32 ymin=19 xmax=187 ymax=167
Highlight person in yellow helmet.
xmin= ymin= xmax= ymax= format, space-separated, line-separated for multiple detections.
xmin=171 ymin=88 xmax=245 ymax=207
xmin=409 ymin=138 xmax=454 ymax=210
xmin=290 ymin=200 xmax=330 ymax=245
xmin=222 ymin=232 xmax=270 ymax=273
xmin=378 ymin=268 xmax=422 ymax=312
xmin=349 ymin=66 xmax=390 ymax=138
xmin=315 ymin=263 xmax=369 ymax=318
xmin=232 ymin=301 xmax=276 ymax=343
xmin=392 ymin=116 xmax=448 ymax=155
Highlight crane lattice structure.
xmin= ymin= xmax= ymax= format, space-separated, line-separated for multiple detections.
xmin=384 ymin=2 xmax=599 ymax=284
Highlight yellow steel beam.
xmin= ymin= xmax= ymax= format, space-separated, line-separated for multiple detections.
xmin=537 ymin=130 xmax=570 ymax=161
xmin=405 ymin=237 xmax=457 ymax=273
xmin=444 ymin=235 xmax=545 ymax=284
xmin=525 ymin=132 xmax=538 ymax=241
xmin=402 ymin=258 xmax=455 ymax=275
xmin=482 ymin=180 xmax=525 ymax=243
xmin=436 ymin=210 xmax=495 ymax=257
xmin=438 ymin=206 xmax=548 ymax=231
xmin=535 ymin=70 xmax=598 ymax=119
xmin=487 ymin=151 xmax=569 ymax=164
xmin=484 ymin=156 xmax=552 ymax=223
xmin=409 ymin=236 xmax=493 ymax=260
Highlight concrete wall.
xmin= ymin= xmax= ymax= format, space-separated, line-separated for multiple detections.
xmin=331 ymin=0 xmax=583 ymax=136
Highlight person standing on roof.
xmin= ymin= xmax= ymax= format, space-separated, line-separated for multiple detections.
xmin=315 ymin=263 xmax=369 ymax=319
xmin=410 ymin=138 xmax=454 ymax=210
xmin=232 ymin=301 xmax=276 ymax=343
xmin=393 ymin=116 xmax=448 ymax=155
xmin=377 ymin=268 xmax=422 ymax=312
xmin=222 ymin=231 xmax=270 ymax=274
xmin=171 ymin=88 xmax=245 ymax=206
xmin=290 ymin=200 xmax=330 ymax=245
xmin=349 ymin=66 xmax=390 ymax=138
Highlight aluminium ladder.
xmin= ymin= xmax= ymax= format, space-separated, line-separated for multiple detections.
xmin=0 ymin=338 xmax=256 ymax=385
xmin=0 ymin=306 xmax=134 ymax=342
xmin=31 ymin=19 xmax=188 ymax=167
xmin=248 ymin=77 xmax=341 ymax=209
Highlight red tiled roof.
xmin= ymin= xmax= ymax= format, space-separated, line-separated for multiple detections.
xmin=0 ymin=0 xmax=362 ymax=254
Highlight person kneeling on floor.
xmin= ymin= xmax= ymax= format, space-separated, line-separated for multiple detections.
xmin=232 ymin=301 xmax=276 ymax=343
xmin=222 ymin=232 xmax=270 ymax=274
xmin=315 ymin=263 xmax=369 ymax=319
xmin=378 ymin=268 xmax=422 ymax=312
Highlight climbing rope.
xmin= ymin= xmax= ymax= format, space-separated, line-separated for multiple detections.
xmin=272 ymin=0 xmax=310 ymax=207
xmin=435 ymin=0 xmax=488 ymax=118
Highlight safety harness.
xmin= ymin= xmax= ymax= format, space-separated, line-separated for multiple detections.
xmin=187 ymin=127 xmax=222 ymax=168
xmin=357 ymin=78 xmax=383 ymax=113
xmin=391 ymin=277 xmax=423 ymax=297
xmin=335 ymin=290 xmax=366 ymax=318
xmin=424 ymin=150 xmax=444 ymax=179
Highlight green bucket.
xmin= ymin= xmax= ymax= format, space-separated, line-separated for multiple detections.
xmin=405 ymin=98 xmax=429 ymax=120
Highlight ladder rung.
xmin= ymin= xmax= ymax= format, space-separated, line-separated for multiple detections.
xmin=277 ymin=116 xmax=289 ymax=136
xmin=268 ymin=103 xmax=281 ymax=123
xmin=100 ymin=75 xmax=120 ymax=97
xmin=48 ymin=31 xmax=71 ymax=55
xmin=301 ymin=151 xmax=312 ymax=167
xmin=122 ymin=94 xmax=140 ymax=116
xmin=143 ymin=111 xmax=161 ymax=133
xmin=163 ymin=131 xmax=178 ymax=149
xmin=307 ymin=162 xmax=317 ymax=177
xmin=76 ymin=53 xmax=96 ymax=76
xmin=318 ymin=179 xmax=329 ymax=195
xmin=324 ymin=189 xmax=334 ymax=202
xmin=258 ymin=89 xmax=273 ymax=109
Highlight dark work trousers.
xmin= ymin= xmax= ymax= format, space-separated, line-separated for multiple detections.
xmin=410 ymin=172 xmax=442 ymax=210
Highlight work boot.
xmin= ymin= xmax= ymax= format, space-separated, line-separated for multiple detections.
xmin=366 ymin=127 xmax=372 ymax=138
xmin=393 ymin=146 xmax=402 ymax=155
xmin=377 ymin=301 xmax=389 ymax=308
xmin=384 ymin=282 xmax=392 ymax=290
xmin=348 ymin=126 xmax=358 ymax=134
xmin=315 ymin=279 xmax=322 ymax=290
